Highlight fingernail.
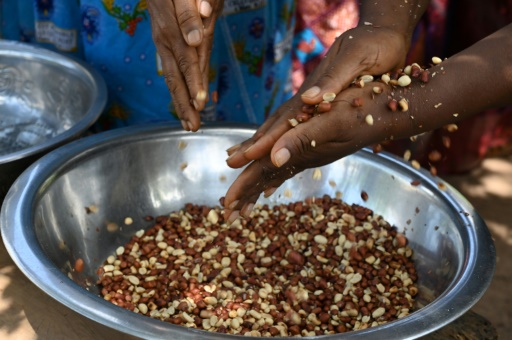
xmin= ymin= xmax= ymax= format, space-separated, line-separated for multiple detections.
xmin=301 ymin=86 xmax=321 ymax=98
xmin=263 ymin=187 xmax=277 ymax=198
xmin=191 ymin=98 xmax=201 ymax=111
xmin=241 ymin=203 xmax=254 ymax=218
xmin=196 ymin=90 xmax=207 ymax=101
xmin=228 ymin=200 xmax=239 ymax=210
xmin=226 ymin=152 xmax=237 ymax=162
xmin=187 ymin=121 xmax=195 ymax=131
xmin=199 ymin=1 xmax=212 ymax=17
xmin=243 ymin=144 xmax=254 ymax=154
xmin=187 ymin=29 xmax=201 ymax=45
xmin=181 ymin=120 xmax=190 ymax=131
xmin=226 ymin=143 xmax=241 ymax=154
xmin=273 ymin=148 xmax=291 ymax=167
xmin=227 ymin=210 xmax=239 ymax=225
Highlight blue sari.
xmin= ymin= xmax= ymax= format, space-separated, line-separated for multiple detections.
xmin=0 ymin=0 xmax=295 ymax=129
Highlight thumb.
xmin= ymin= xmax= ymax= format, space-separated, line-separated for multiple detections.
xmin=175 ymin=0 xmax=204 ymax=46
xmin=270 ymin=114 xmax=344 ymax=168
xmin=300 ymin=39 xmax=366 ymax=105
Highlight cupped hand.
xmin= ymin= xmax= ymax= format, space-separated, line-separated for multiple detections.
xmin=300 ymin=25 xmax=409 ymax=106
xmin=148 ymin=0 xmax=224 ymax=132
xmin=225 ymin=24 xmax=410 ymax=171
xmin=223 ymin=83 xmax=402 ymax=222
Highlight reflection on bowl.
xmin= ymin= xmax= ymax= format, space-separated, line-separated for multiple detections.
xmin=0 ymin=124 xmax=495 ymax=339
xmin=0 ymin=40 xmax=107 ymax=202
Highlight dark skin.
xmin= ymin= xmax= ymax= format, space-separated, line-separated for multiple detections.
xmin=223 ymin=23 xmax=512 ymax=222
xmin=220 ymin=0 xmax=430 ymax=196
xmin=300 ymin=0 xmax=429 ymax=106
xmin=148 ymin=0 xmax=429 ymax=131
xmin=148 ymin=0 xmax=223 ymax=131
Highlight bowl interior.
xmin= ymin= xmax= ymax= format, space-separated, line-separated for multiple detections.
xmin=4 ymin=125 xmax=495 ymax=339
xmin=0 ymin=42 xmax=100 ymax=158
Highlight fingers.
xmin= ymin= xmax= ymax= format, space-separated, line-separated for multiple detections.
xmin=226 ymin=124 xmax=288 ymax=169
xmin=148 ymin=0 xmax=206 ymax=130
xmin=225 ymin=98 xmax=302 ymax=168
xmin=224 ymin=113 xmax=353 ymax=223
xmin=269 ymin=114 xmax=344 ymax=168
xmin=300 ymin=38 xmax=364 ymax=106
xmin=197 ymin=0 xmax=214 ymax=17
xmin=299 ymin=27 xmax=408 ymax=107
xmin=174 ymin=0 xmax=217 ymax=46
xmin=173 ymin=0 xmax=204 ymax=46
xmin=224 ymin=112 xmax=348 ymax=221
xmin=197 ymin=13 xmax=216 ymax=100
xmin=160 ymin=54 xmax=202 ymax=131
xmin=198 ymin=1 xmax=224 ymax=99
xmin=223 ymin=118 xmax=343 ymax=221
xmin=224 ymin=111 xmax=284 ymax=168
xmin=223 ymin=156 xmax=289 ymax=221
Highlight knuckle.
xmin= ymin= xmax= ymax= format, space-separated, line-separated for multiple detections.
xmin=258 ymin=159 xmax=295 ymax=186
xmin=174 ymin=99 xmax=190 ymax=118
xmin=319 ymin=71 xmax=338 ymax=85
xmin=259 ymin=166 xmax=278 ymax=184
xmin=163 ymin=72 xmax=180 ymax=94
xmin=294 ymin=133 xmax=314 ymax=154
xmin=175 ymin=53 xmax=193 ymax=76
xmin=177 ymin=10 xmax=200 ymax=28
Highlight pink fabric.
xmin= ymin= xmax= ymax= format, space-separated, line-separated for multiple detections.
xmin=293 ymin=0 xmax=512 ymax=173
xmin=292 ymin=0 xmax=358 ymax=91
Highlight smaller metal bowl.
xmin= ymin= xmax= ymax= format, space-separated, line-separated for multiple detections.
xmin=0 ymin=124 xmax=496 ymax=339
xmin=0 ymin=41 xmax=107 ymax=202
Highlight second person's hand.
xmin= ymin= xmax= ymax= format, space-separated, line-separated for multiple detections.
xmin=222 ymin=83 xmax=400 ymax=223
xmin=148 ymin=0 xmax=224 ymax=132
xmin=300 ymin=0 xmax=430 ymax=107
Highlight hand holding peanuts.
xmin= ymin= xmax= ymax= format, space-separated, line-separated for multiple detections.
xmin=299 ymin=25 xmax=409 ymax=112
xmin=223 ymin=84 xmax=396 ymax=222
xmin=224 ymin=22 xmax=512 ymax=220
xmin=223 ymin=22 xmax=413 ymax=172
xmin=299 ymin=0 xmax=431 ymax=112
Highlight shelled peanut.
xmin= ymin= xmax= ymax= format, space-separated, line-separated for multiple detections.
xmin=98 ymin=196 xmax=418 ymax=337
xmin=293 ymin=58 xmax=448 ymax=127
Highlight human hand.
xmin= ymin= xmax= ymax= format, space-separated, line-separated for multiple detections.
xmin=299 ymin=0 xmax=430 ymax=107
xmin=224 ymin=20 xmax=512 ymax=221
xmin=148 ymin=0 xmax=223 ymax=132
xmin=224 ymin=23 xmax=411 ymax=171
xmin=300 ymin=25 xmax=409 ymax=107
xmin=172 ymin=0 xmax=224 ymax=108
xmin=223 ymin=83 xmax=401 ymax=223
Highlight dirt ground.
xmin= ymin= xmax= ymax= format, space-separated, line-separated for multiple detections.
xmin=0 ymin=155 xmax=510 ymax=339
xmin=444 ymin=155 xmax=512 ymax=338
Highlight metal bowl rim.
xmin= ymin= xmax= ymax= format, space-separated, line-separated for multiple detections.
xmin=0 ymin=40 xmax=107 ymax=164
xmin=0 ymin=123 xmax=496 ymax=339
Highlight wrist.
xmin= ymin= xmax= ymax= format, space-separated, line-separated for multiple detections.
xmin=358 ymin=0 xmax=429 ymax=47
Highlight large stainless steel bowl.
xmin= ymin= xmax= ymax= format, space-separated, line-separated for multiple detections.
xmin=0 ymin=40 xmax=107 ymax=202
xmin=1 ymin=124 xmax=495 ymax=339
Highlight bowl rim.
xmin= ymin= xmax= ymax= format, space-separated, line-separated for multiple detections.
xmin=0 ymin=123 xmax=496 ymax=339
xmin=0 ymin=40 xmax=107 ymax=164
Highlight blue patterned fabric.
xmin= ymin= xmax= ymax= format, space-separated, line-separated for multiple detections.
xmin=0 ymin=0 xmax=295 ymax=129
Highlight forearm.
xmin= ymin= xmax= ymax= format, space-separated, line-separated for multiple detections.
xmin=359 ymin=0 xmax=430 ymax=45
xmin=389 ymin=23 xmax=512 ymax=139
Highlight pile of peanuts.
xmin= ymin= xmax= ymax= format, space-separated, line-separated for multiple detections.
xmin=98 ymin=195 xmax=418 ymax=337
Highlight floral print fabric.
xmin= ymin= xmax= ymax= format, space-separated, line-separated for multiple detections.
xmin=0 ymin=0 xmax=295 ymax=129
